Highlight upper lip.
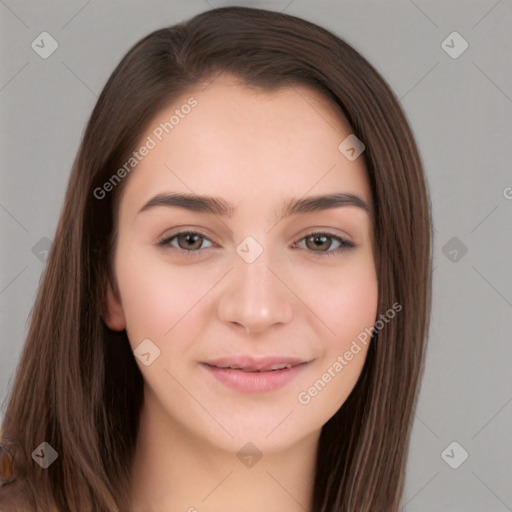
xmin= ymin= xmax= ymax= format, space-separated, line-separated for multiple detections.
xmin=203 ymin=355 xmax=309 ymax=372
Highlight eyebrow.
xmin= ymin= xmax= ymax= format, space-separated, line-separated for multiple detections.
xmin=137 ymin=191 xmax=371 ymax=220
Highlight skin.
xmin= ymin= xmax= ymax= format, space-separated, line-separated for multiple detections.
xmin=104 ymin=75 xmax=378 ymax=512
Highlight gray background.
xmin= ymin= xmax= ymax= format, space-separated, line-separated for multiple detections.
xmin=1 ymin=0 xmax=511 ymax=510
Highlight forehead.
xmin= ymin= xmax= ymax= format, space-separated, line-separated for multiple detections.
xmin=119 ymin=76 xmax=371 ymax=218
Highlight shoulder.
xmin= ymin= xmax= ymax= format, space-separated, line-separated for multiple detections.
xmin=0 ymin=481 xmax=36 ymax=512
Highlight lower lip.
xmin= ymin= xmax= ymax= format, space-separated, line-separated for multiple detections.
xmin=201 ymin=362 xmax=310 ymax=393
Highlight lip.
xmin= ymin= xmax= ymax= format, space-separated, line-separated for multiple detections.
xmin=201 ymin=356 xmax=312 ymax=393
xmin=203 ymin=355 xmax=308 ymax=372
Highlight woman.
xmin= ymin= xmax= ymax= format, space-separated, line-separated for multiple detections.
xmin=0 ymin=6 xmax=433 ymax=511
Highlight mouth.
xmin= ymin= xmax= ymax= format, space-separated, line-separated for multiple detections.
xmin=202 ymin=355 xmax=309 ymax=373
xmin=200 ymin=355 xmax=313 ymax=393
xmin=203 ymin=362 xmax=299 ymax=372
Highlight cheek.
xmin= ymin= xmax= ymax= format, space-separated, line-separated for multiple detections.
xmin=304 ymin=253 xmax=379 ymax=345
xmin=113 ymin=246 xmax=194 ymax=348
xmin=295 ymin=265 xmax=378 ymax=419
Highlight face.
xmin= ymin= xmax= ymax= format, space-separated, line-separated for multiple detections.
xmin=104 ymin=75 xmax=378 ymax=454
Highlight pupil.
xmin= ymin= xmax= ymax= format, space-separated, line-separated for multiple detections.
xmin=183 ymin=234 xmax=200 ymax=249
xmin=311 ymin=235 xmax=329 ymax=250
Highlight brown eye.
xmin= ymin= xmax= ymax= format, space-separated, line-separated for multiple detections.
xmin=175 ymin=233 xmax=205 ymax=250
xmin=305 ymin=234 xmax=331 ymax=251
xmin=294 ymin=232 xmax=355 ymax=257
xmin=158 ymin=231 xmax=213 ymax=256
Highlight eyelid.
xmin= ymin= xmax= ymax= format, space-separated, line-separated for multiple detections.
xmin=157 ymin=228 xmax=356 ymax=257
xmin=158 ymin=228 xmax=216 ymax=247
xmin=292 ymin=230 xmax=355 ymax=258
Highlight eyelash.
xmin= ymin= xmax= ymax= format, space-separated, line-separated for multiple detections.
xmin=157 ymin=230 xmax=355 ymax=258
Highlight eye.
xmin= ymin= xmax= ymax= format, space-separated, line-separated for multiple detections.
xmin=292 ymin=231 xmax=355 ymax=257
xmin=158 ymin=230 xmax=355 ymax=258
xmin=158 ymin=231 xmax=213 ymax=255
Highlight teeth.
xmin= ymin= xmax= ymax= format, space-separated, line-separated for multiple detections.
xmin=220 ymin=363 xmax=292 ymax=371
xmin=270 ymin=363 xmax=292 ymax=370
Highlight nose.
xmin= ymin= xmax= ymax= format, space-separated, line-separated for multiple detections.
xmin=216 ymin=244 xmax=294 ymax=335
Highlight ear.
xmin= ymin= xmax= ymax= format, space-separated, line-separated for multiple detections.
xmin=103 ymin=278 xmax=126 ymax=331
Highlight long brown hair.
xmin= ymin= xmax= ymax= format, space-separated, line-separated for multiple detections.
xmin=0 ymin=6 xmax=432 ymax=511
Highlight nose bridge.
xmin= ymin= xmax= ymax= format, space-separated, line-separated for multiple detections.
xmin=216 ymin=235 xmax=294 ymax=334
